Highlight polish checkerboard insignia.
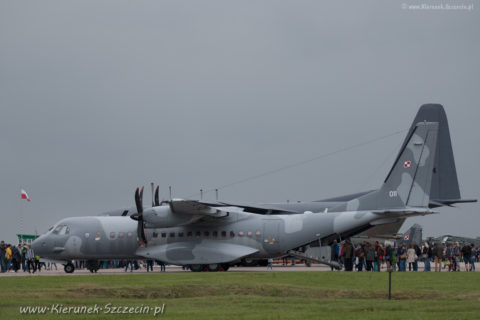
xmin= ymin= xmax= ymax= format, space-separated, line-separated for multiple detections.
xmin=403 ymin=161 xmax=411 ymax=168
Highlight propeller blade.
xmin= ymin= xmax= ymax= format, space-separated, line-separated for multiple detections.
xmin=134 ymin=187 xmax=147 ymax=245
xmin=137 ymin=219 xmax=147 ymax=244
xmin=154 ymin=186 xmax=160 ymax=206
xmin=134 ymin=187 xmax=143 ymax=214
xmin=139 ymin=186 xmax=144 ymax=207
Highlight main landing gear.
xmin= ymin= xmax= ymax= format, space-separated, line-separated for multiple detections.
xmin=86 ymin=260 xmax=100 ymax=273
xmin=188 ymin=264 xmax=230 ymax=272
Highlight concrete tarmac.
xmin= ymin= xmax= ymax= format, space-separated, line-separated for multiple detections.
xmin=1 ymin=262 xmax=477 ymax=276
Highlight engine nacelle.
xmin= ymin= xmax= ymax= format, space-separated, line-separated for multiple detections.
xmin=142 ymin=206 xmax=200 ymax=228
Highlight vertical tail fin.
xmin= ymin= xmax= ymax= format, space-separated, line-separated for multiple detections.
xmin=346 ymin=119 xmax=439 ymax=211
xmin=377 ymin=121 xmax=439 ymax=208
xmin=337 ymin=104 xmax=474 ymax=212
xmin=394 ymin=104 xmax=461 ymax=203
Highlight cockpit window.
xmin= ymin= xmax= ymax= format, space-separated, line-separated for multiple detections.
xmin=53 ymin=225 xmax=62 ymax=234
xmin=48 ymin=226 xmax=54 ymax=232
xmin=59 ymin=226 xmax=70 ymax=235
xmin=52 ymin=225 xmax=69 ymax=235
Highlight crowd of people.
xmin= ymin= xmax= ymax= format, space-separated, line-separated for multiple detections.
xmin=0 ymin=240 xmax=174 ymax=274
xmin=0 ymin=241 xmax=56 ymax=274
xmin=330 ymin=240 xmax=479 ymax=272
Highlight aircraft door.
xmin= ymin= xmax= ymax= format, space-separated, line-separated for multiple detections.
xmin=263 ymin=219 xmax=281 ymax=251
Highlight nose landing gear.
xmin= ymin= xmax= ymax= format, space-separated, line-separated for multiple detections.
xmin=64 ymin=262 xmax=75 ymax=273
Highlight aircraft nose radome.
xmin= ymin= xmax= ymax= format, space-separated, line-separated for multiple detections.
xmin=31 ymin=236 xmax=41 ymax=252
xmin=31 ymin=235 xmax=48 ymax=256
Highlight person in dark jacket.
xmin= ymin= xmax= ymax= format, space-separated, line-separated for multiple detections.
xmin=461 ymin=242 xmax=472 ymax=272
xmin=433 ymin=242 xmax=444 ymax=272
xmin=422 ymin=242 xmax=432 ymax=272
xmin=385 ymin=244 xmax=394 ymax=270
xmin=343 ymin=241 xmax=354 ymax=271
xmin=330 ymin=240 xmax=339 ymax=271
xmin=0 ymin=241 xmax=6 ymax=273
xmin=355 ymin=244 xmax=365 ymax=272
xmin=374 ymin=242 xmax=384 ymax=272
xmin=365 ymin=242 xmax=375 ymax=271
xmin=413 ymin=242 xmax=422 ymax=272
xmin=11 ymin=246 xmax=21 ymax=272
xmin=397 ymin=244 xmax=407 ymax=272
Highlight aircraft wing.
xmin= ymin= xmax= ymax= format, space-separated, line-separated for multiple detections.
xmin=171 ymin=200 xmax=298 ymax=216
xmin=135 ymin=240 xmax=259 ymax=265
xmin=198 ymin=200 xmax=298 ymax=214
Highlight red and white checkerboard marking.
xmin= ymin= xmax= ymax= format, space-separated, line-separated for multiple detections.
xmin=403 ymin=161 xmax=411 ymax=168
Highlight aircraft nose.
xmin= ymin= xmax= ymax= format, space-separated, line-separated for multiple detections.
xmin=31 ymin=235 xmax=50 ymax=256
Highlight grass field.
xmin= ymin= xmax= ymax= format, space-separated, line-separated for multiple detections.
xmin=1 ymin=272 xmax=479 ymax=319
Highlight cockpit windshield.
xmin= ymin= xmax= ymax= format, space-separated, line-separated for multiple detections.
xmin=52 ymin=224 xmax=70 ymax=235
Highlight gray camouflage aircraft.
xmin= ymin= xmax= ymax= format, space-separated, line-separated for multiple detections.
xmin=32 ymin=104 xmax=476 ymax=273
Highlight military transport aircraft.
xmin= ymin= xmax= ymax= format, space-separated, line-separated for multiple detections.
xmin=32 ymin=104 xmax=476 ymax=273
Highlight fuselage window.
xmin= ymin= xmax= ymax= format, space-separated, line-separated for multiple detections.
xmin=212 ymin=231 xmax=218 ymax=238
xmin=221 ymin=231 xmax=226 ymax=238
xmin=238 ymin=231 xmax=244 ymax=237
xmin=169 ymin=232 xmax=175 ymax=238
xmin=85 ymin=233 xmax=90 ymax=239
xmin=230 ymin=231 xmax=235 ymax=238
xmin=256 ymin=231 xmax=261 ymax=237
xmin=179 ymin=232 xmax=184 ymax=237
xmin=195 ymin=231 xmax=201 ymax=238
xmin=204 ymin=231 xmax=209 ymax=237
xmin=153 ymin=232 xmax=158 ymax=238
xmin=161 ymin=233 xmax=167 ymax=238
xmin=110 ymin=232 xmax=116 ymax=239
xmin=127 ymin=232 xmax=133 ymax=238
xmin=187 ymin=232 xmax=193 ymax=237
xmin=247 ymin=231 xmax=252 ymax=237
xmin=118 ymin=232 xmax=124 ymax=239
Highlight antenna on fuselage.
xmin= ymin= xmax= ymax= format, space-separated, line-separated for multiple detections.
xmin=215 ymin=189 xmax=218 ymax=201
xmin=200 ymin=189 xmax=203 ymax=201
xmin=169 ymin=186 xmax=172 ymax=201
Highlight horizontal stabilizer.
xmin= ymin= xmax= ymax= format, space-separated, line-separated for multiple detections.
xmin=429 ymin=198 xmax=477 ymax=208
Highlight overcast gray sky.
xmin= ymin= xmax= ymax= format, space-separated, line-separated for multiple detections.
xmin=1 ymin=0 xmax=479 ymax=243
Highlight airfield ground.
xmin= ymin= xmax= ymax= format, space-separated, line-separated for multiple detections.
xmin=0 ymin=268 xmax=479 ymax=320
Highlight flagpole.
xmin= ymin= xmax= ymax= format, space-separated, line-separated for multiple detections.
xmin=19 ymin=191 xmax=24 ymax=245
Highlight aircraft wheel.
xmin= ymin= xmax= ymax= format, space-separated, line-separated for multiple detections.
xmin=64 ymin=263 xmax=75 ymax=274
xmin=86 ymin=260 xmax=99 ymax=273
xmin=221 ymin=264 xmax=230 ymax=272
xmin=189 ymin=264 xmax=204 ymax=272
xmin=207 ymin=264 xmax=220 ymax=272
